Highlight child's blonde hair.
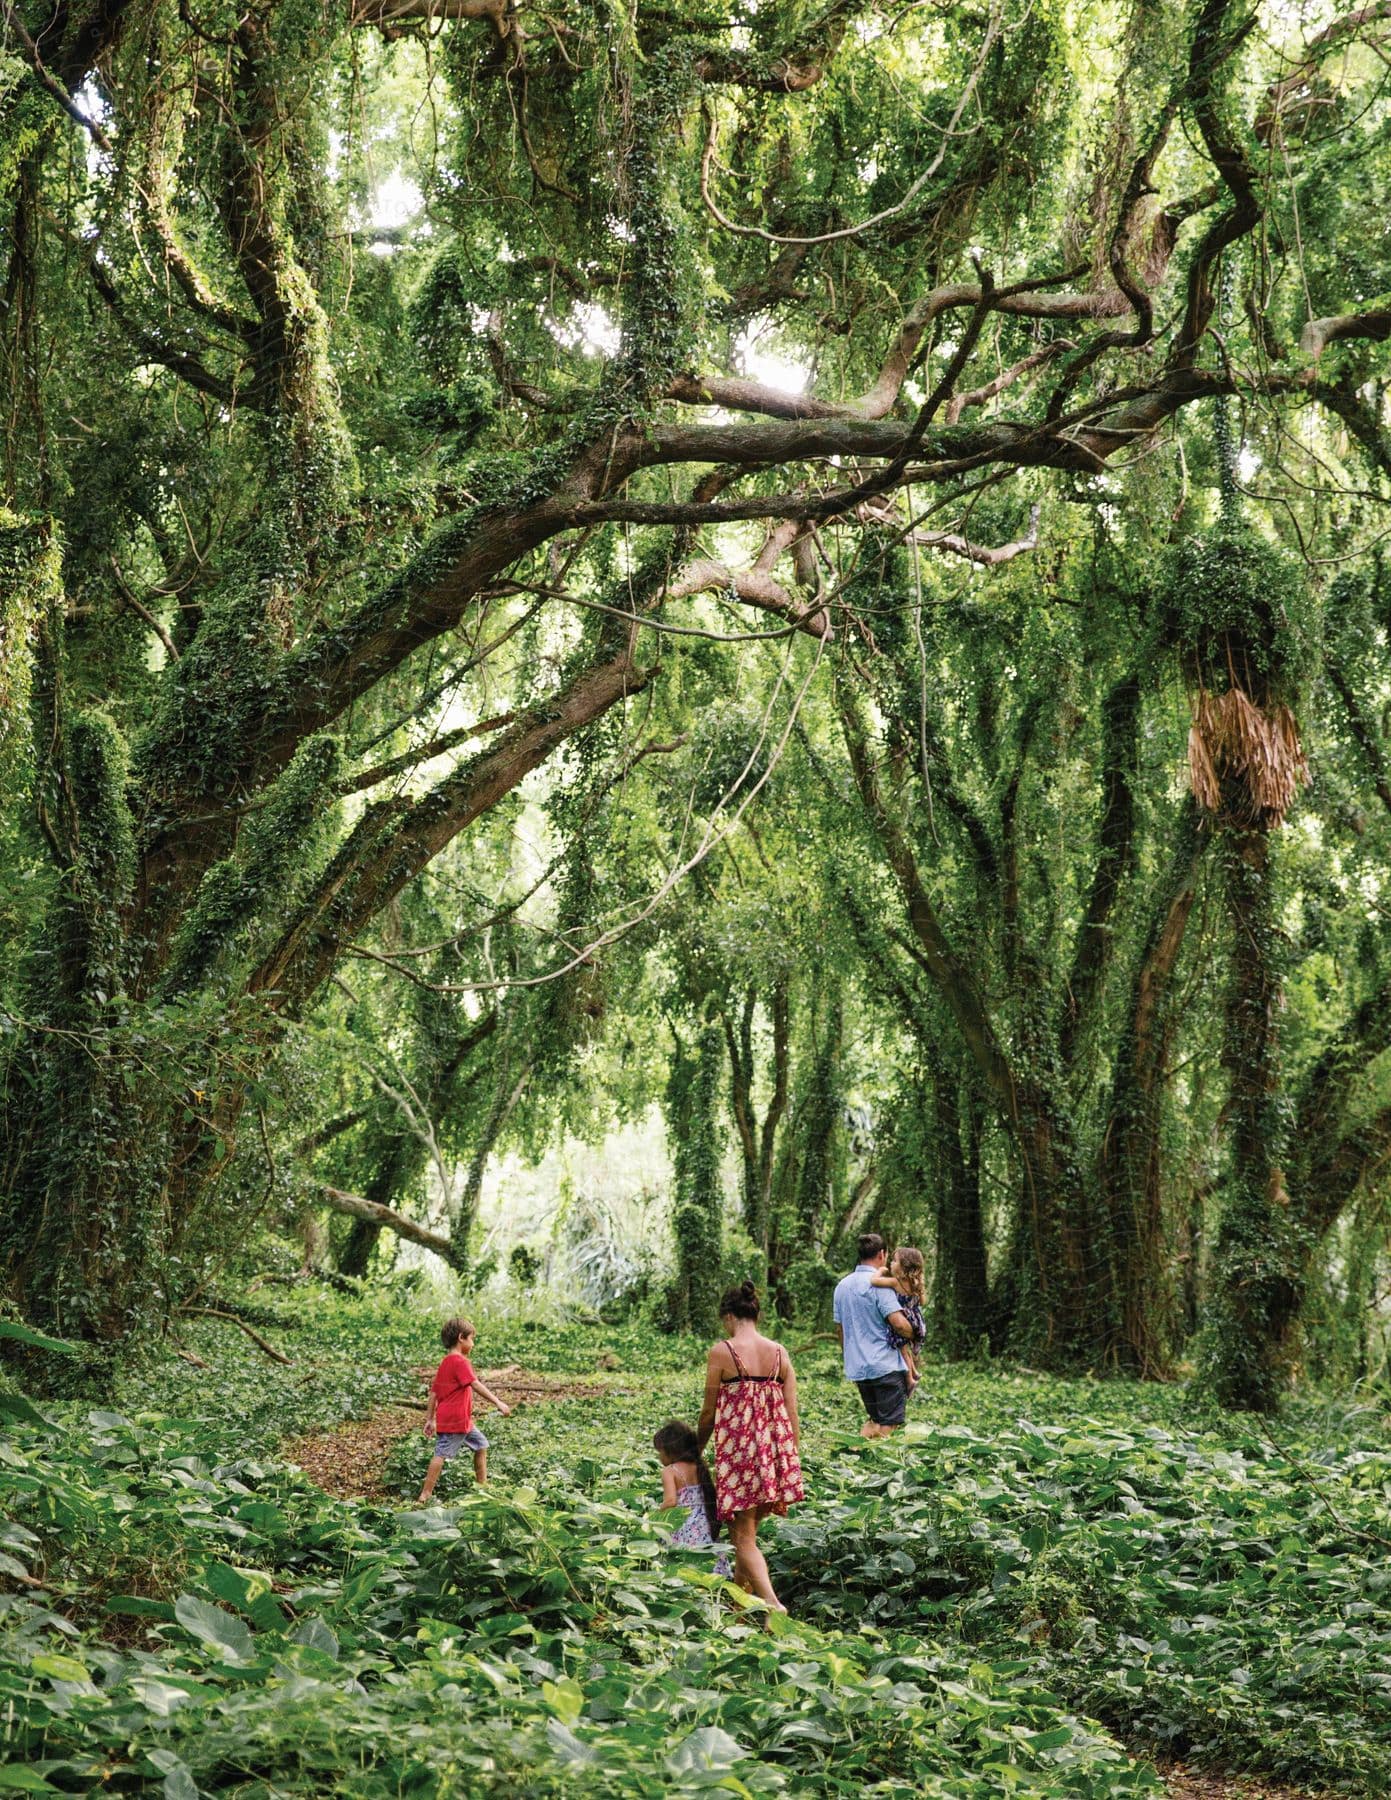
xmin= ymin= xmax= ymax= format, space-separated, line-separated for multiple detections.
xmin=893 ymin=1247 xmax=926 ymax=1306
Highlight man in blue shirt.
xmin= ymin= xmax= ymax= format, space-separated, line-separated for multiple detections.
xmin=833 ymin=1232 xmax=914 ymax=1437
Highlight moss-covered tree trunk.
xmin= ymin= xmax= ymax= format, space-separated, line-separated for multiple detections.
xmin=666 ymin=1023 xmax=725 ymax=1333
xmin=781 ymin=988 xmax=844 ymax=1325
xmin=838 ymin=681 xmax=1118 ymax=1365
xmin=931 ymin=1062 xmax=992 ymax=1358
xmin=1097 ymin=805 xmax=1205 ymax=1375
xmin=1200 ymin=824 xmax=1302 ymax=1410
xmin=721 ymin=978 xmax=790 ymax=1266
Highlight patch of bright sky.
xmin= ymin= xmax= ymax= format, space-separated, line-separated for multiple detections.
xmin=468 ymin=1104 xmax=676 ymax=1286
xmin=735 ymin=320 xmax=808 ymax=394
xmin=549 ymin=302 xmax=621 ymax=359
xmin=77 ymin=78 xmax=113 ymax=182
xmin=364 ymin=170 xmax=424 ymax=252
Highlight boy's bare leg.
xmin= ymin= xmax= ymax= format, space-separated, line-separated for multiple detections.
xmin=418 ymin=1455 xmax=446 ymax=1502
xmin=473 ymin=1447 xmax=488 ymax=1484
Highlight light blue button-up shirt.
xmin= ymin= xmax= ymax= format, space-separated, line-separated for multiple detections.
xmin=833 ymin=1264 xmax=906 ymax=1382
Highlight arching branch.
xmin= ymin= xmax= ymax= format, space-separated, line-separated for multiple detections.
xmin=320 ymin=1185 xmax=465 ymax=1268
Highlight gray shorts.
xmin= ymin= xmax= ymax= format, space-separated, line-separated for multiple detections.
xmin=856 ymin=1371 xmax=908 ymax=1427
xmin=435 ymin=1428 xmax=488 ymax=1458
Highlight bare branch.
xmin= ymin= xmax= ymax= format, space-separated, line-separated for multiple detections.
xmin=689 ymin=2 xmax=855 ymax=93
xmin=320 ymin=1186 xmax=464 ymax=1267
xmin=350 ymin=0 xmax=514 ymax=33
xmin=336 ymin=713 xmax=518 ymax=796
xmin=667 ymin=536 xmax=832 ymax=639
xmin=109 ymin=557 xmax=182 ymax=662
xmin=1300 ymin=304 xmax=1391 ymax=359
xmin=944 ymin=343 xmax=1076 ymax=423
xmin=181 ymin=1307 xmax=293 ymax=1362
xmin=669 ymin=264 xmax=1144 ymax=424
xmin=1 ymin=3 xmax=114 ymax=151
xmin=859 ymin=499 xmax=1043 ymax=566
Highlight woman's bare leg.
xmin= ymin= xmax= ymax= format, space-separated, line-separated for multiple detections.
xmin=727 ymin=1511 xmax=785 ymax=1611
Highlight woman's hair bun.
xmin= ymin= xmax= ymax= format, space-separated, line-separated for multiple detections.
xmin=719 ymin=1281 xmax=761 ymax=1320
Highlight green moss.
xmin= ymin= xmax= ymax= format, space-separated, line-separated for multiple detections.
xmin=0 ymin=59 xmax=56 ymax=200
xmin=667 ymin=1023 xmax=725 ymax=1331
xmin=162 ymin=734 xmax=341 ymax=996
xmin=0 ymin=510 xmax=60 ymax=799
xmin=69 ymin=710 xmax=136 ymax=906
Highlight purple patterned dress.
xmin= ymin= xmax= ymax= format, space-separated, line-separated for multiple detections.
xmin=670 ymin=1481 xmax=733 ymax=1577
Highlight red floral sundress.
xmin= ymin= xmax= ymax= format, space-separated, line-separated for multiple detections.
xmin=712 ymin=1340 xmax=805 ymax=1523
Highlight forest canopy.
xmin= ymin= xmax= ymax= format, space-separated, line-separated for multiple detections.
xmin=4 ymin=0 xmax=1391 ymax=1412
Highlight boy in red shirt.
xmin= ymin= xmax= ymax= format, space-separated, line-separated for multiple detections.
xmin=418 ymin=1317 xmax=512 ymax=1500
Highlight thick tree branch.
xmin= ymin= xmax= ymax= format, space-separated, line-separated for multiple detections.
xmin=3 ymin=3 xmax=114 ymax=148
xmin=837 ymin=682 xmax=1016 ymax=1105
xmin=54 ymin=222 xmax=243 ymax=404
xmin=668 ymin=267 xmax=1130 ymax=424
xmin=320 ymin=1185 xmax=465 ymax=1267
xmin=689 ymin=1 xmax=853 ymax=92
xmin=858 ymin=498 xmax=1043 ymax=567
xmin=1172 ymin=0 xmax=1262 ymax=366
xmin=1300 ymin=304 xmax=1391 ymax=359
xmin=667 ymin=534 xmax=832 ymax=639
xmin=944 ymin=344 xmax=1076 ymax=423
xmin=253 ymin=622 xmax=655 ymax=1007
xmin=336 ymin=713 xmax=518 ymax=797
xmin=349 ymin=0 xmax=513 ymax=34
xmin=915 ymin=505 xmax=1042 ymax=566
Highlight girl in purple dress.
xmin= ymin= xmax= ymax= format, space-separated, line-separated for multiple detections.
xmin=653 ymin=1420 xmax=732 ymax=1578
xmin=870 ymin=1246 xmax=927 ymax=1389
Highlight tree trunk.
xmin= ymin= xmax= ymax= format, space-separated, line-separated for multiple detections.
xmin=665 ymin=1023 xmax=725 ymax=1331
xmin=1200 ymin=823 xmax=1302 ymax=1411
xmin=2 ymin=626 xmax=645 ymax=1344
xmin=838 ymin=683 xmax=1114 ymax=1365
xmin=1097 ymin=805 xmax=1204 ymax=1374
xmin=932 ymin=1063 xmax=992 ymax=1357
xmin=320 ymin=1186 xmax=464 ymax=1267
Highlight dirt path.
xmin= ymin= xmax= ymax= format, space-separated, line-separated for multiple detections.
xmin=1159 ymin=1769 xmax=1328 ymax=1800
xmin=281 ymin=1364 xmax=609 ymax=1501
xmin=284 ymin=1378 xmax=1326 ymax=1800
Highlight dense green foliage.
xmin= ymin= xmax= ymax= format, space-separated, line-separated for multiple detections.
xmin=9 ymin=0 xmax=1391 ymax=1781
xmin=3 ymin=1294 xmax=1390 ymax=1793
xmin=7 ymin=0 xmax=1391 ymax=1418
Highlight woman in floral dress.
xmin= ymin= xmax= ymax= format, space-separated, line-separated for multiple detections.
xmin=695 ymin=1281 xmax=804 ymax=1611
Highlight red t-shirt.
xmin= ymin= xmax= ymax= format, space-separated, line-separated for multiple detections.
xmin=432 ymin=1352 xmax=474 ymax=1432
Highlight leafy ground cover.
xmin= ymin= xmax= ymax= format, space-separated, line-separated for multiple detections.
xmin=2 ymin=1289 xmax=1387 ymax=1795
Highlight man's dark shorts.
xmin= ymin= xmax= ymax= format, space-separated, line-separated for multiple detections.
xmin=856 ymin=1371 xmax=908 ymax=1427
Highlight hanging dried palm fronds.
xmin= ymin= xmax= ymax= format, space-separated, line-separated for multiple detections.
xmin=1187 ymin=686 xmax=1309 ymax=828
xmin=1160 ymin=480 xmax=1316 ymax=833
